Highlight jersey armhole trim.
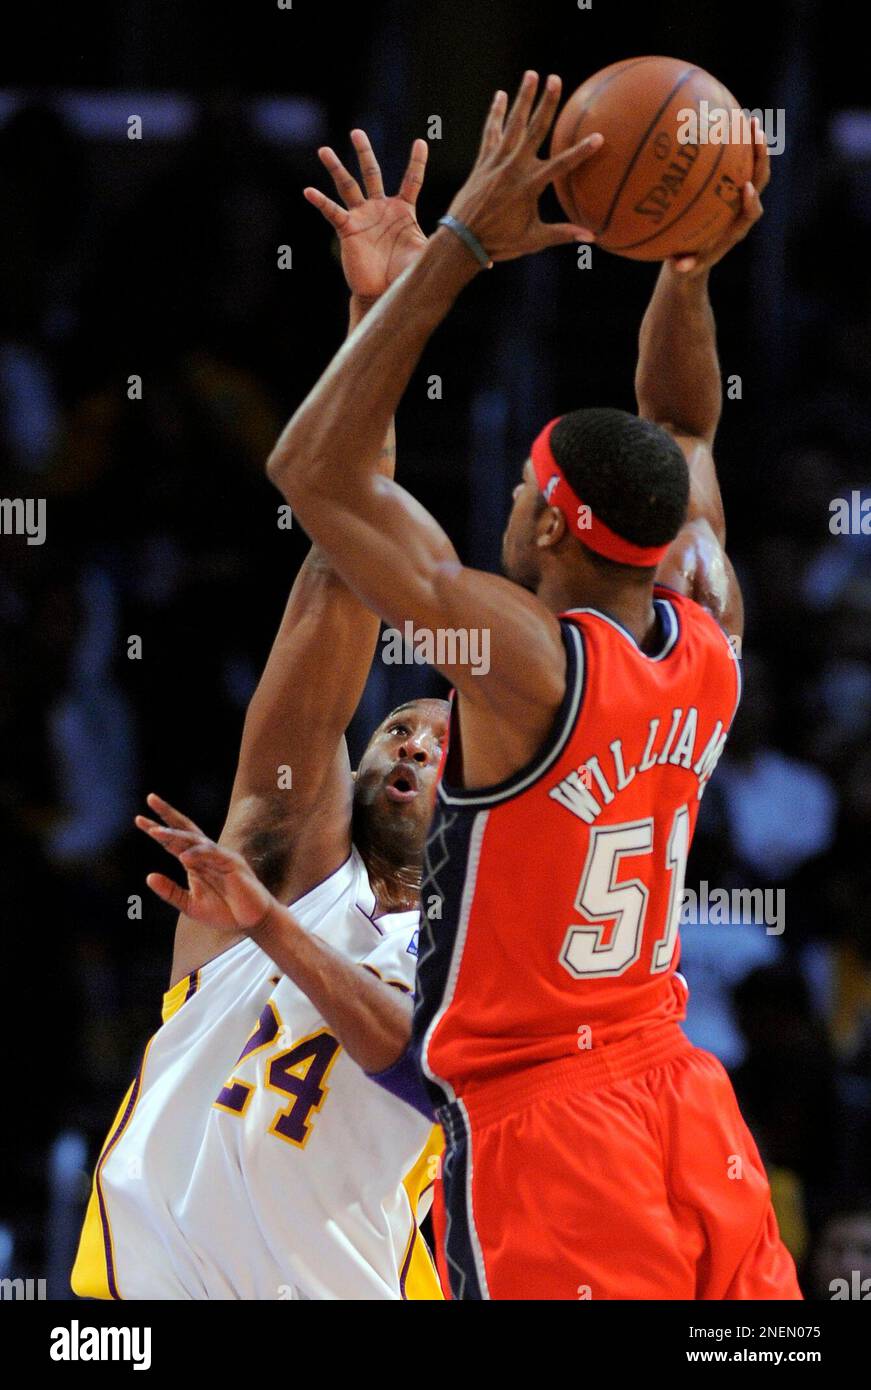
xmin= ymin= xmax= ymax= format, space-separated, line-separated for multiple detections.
xmin=561 ymin=597 xmax=679 ymax=662
xmin=658 ymin=586 xmax=742 ymax=718
xmin=161 ymin=968 xmax=202 ymax=1024
xmin=438 ymin=622 xmax=585 ymax=808
xmin=723 ymin=634 xmax=743 ymax=718
xmin=94 ymin=1036 xmax=156 ymax=1300
xmin=693 ymin=597 xmax=743 ymax=720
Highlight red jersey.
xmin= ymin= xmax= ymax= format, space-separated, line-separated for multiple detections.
xmin=411 ymin=586 xmax=741 ymax=1111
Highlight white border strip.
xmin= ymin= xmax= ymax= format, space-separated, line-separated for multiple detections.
xmin=458 ymin=1096 xmax=491 ymax=1300
xmin=421 ymin=810 xmax=489 ymax=1105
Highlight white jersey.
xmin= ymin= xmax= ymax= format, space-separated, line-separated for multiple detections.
xmin=72 ymin=849 xmax=443 ymax=1301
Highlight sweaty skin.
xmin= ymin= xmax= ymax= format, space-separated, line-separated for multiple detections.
xmin=151 ymin=86 xmax=768 ymax=1077
xmin=166 ymin=132 xmax=442 ymax=986
xmin=142 ymin=133 xmax=450 ymax=1072
xmin=265 ymin=77 xmax=766 ymax=795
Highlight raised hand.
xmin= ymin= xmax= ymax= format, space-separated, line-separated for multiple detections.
xmin=136 ymin=793 xmax=274 ymax=932
xmin=445 ymin=71 xmax=602 ymax=264
xmin=670 ymin=117 xmax=770 ymax=276
xmin=304 ymin=130 xmax=429 ymax=300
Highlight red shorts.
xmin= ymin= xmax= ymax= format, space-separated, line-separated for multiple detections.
xmin=432 ymin=1025 xmax=801 ymax=1300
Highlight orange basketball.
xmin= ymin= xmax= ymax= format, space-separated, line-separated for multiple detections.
xmin=551 ymin=56 xmax=754 ymax=260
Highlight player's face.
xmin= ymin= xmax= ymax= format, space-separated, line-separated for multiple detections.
xmin=353 ymin=699 xmax=450 ymax=861
xmin=501 ymin=458 xmax=543 ymax=590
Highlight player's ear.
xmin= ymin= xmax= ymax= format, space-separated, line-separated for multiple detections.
xmin=537 ymin=504 xmax=566 ymax=548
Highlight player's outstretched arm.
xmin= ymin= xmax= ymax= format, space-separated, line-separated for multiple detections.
xmin=266 ymin=75 xmax=601 ymax=741
xmin=635 ymin=118 xmax=770 ymax=639
xmin=225 ymin=131 xmax=432 ymax=881
xmin=170 ymin=137 xmax=430 ymax=987
xmin=140 ymin=795 xmax=413 ymax=1073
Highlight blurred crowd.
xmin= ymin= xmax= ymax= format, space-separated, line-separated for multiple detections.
xmin=2 ymin=1 xmax=870 ymax=1301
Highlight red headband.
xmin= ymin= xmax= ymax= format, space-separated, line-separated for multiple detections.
xmin=530 ymin=417 xmax=671 ymax=568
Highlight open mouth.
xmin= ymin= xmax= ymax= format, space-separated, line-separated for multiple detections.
xmin=384 ymin=766 xmax=419 ymax=804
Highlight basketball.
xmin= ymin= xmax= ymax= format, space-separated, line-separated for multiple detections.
xmin=18 ymin=2 xmax=864 ymax=1326
xmin=551 ymin=56 xmax=754 ymax=260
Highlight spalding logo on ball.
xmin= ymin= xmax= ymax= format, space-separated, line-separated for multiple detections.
xmin=551 ymin=56 xmax=756 ymax=261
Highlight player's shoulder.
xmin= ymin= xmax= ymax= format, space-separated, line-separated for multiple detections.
xmin=654 ymin=582 xmax=738 ymax=656
xmin=654 ymin=582 xmax=742 ymax=716
xmin=161 ymin=935 xmax=270 ymax=1027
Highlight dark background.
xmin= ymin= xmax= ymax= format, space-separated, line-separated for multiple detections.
xmin=2 ymin=0 xmax=869 ymax=1299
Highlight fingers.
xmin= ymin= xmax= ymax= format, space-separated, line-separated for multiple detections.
xmin=350 ymin=129 xmax=385 ymax=199
xmin=536 ymin=130 xmax=604 ymax=195
xmin=740 ymin=177 xmax=763 ymax=226
xmin=669 ymin=183 xmax=762 ymax=277
xmin=303 ymin=185 xmax=351 ymax=233
xmin=533 ymin=221 xmax=597 ymax=252
xmin=722 ymin=172 xmax=763 ymax=250
xmin=398 ymin=137 xmax=429 ymax=205
xmin=316 ymin=145 xmax=365 ymax=209
xmin=178 ymin=844 xmax=270 ymax=930
xmin=750 ymin=116 xmax=771 ymax=195
xmin=145 ymin=872 xmax=192 ymax=915
xmin=670 ymin=119 xmax=767 ymax=280
xmin=502 ymin=70 xmax=540 ymax=149
xmin=179 ymin=843 xmax=238 ymax=876
xmin=525 ymin=73 xmax=562 ymax=152
xmin=136 ymin=817 xmax=204 ymax=861
xmin=670 ymin=128 xmax=767 ymax=276
xmin=315 ymin=130 xmax=429 ymax=210
xmin=144 ymin=793 xmax=201 ymax=834
xmin=478 ymin=88 xmax=508 ymax=160
xmin=727 ymin=117 xmax=766 ymax=241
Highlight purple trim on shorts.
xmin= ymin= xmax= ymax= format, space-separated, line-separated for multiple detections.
xmin=96 ymin=1062 xmax=145 ymax=1300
